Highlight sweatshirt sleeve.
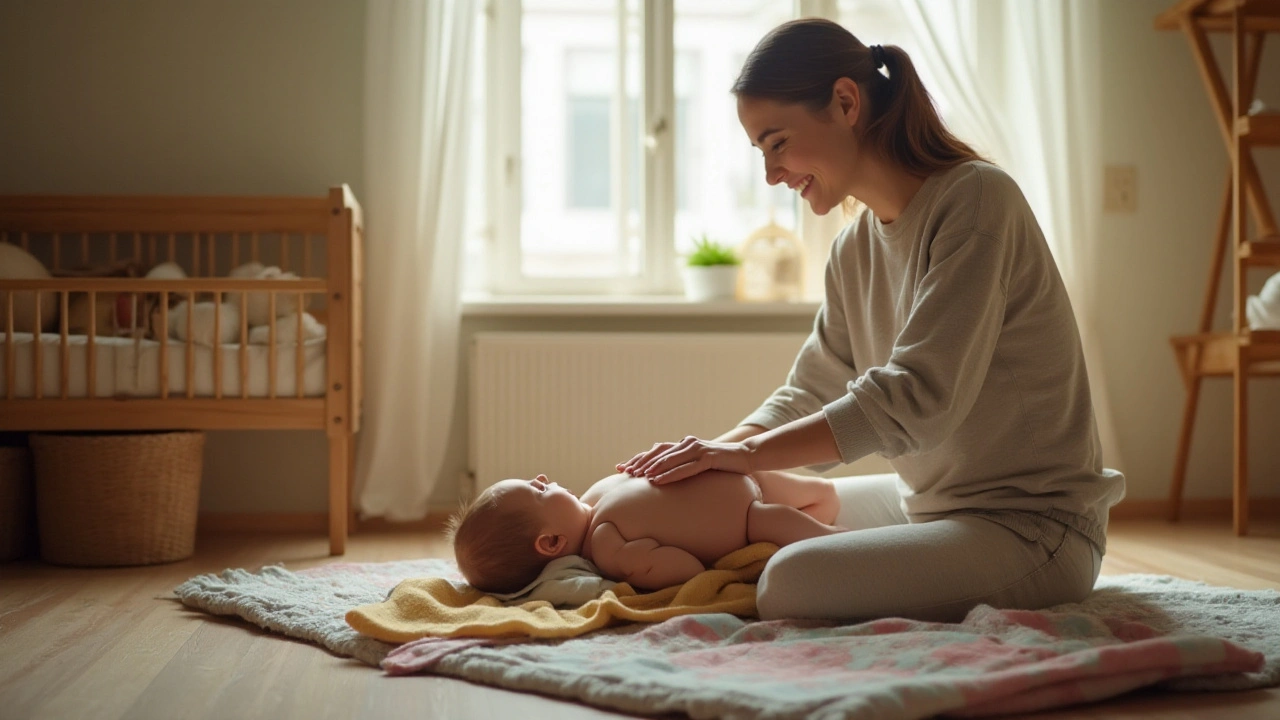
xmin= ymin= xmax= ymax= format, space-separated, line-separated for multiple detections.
xmin=825 ymin=227 xmax=1010 ymax=463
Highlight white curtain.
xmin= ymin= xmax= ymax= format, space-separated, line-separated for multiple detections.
xmin=898 ymin=0 xmax=1014 ymax=169
xmin=355 ymin=0 xmax=477 ymax=519
xmin=901 ymin=0 xmax=1124 ymax=469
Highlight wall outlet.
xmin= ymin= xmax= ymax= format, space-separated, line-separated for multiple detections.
xmin=1104 ymin=165 xmax=1137 ymax=213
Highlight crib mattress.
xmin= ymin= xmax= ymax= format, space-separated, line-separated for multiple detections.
xmin=0 ymin=332 xmax=327 ymax=399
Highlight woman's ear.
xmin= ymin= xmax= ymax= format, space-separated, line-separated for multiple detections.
xmin=535 ymin=533 xmax=567 ymax=558
xmin=831 ymin=77 xmax=861 ymax=128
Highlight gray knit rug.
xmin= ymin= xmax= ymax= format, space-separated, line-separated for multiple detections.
xmin=173 ymin=559 xmax=1278 ymax=689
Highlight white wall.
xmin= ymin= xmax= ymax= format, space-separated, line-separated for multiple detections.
xmin=2 ymin=0 xmax=1274 ymax=516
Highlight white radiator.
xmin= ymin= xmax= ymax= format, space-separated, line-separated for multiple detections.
xmin=469 ymin=332 xmax=809 ymax=495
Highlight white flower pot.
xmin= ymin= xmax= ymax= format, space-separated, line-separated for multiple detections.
xmin=681 ymin=265 xmax=739 ymax=301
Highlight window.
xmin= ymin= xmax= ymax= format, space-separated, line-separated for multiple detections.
xmin=469 ymin=0 xmax=933 ymax=296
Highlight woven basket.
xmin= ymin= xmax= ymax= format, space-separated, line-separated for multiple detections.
xmin=31 ymin=431 xmax=205 ymax=567
xmin=0 ymin=445 xmax=36 ymax=561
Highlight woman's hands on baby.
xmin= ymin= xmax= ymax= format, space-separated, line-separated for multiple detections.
xmin=616 ymin=436 xmax=752 ymax=485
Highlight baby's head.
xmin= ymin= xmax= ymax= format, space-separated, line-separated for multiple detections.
xmin=446 ymin=475 xmax=591 ymax=593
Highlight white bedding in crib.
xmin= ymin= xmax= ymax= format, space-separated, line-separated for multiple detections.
xmin=0 ymin=333 xmax=327 ymax=399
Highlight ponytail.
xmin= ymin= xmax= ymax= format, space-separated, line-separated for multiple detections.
xmin=866 ymin=44 xmax=982 ymax=175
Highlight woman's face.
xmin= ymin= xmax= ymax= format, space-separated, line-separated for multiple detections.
xmin=736 ymin=84 xmax=861 ymax=217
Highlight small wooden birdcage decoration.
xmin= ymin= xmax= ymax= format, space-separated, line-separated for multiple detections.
xmin=737 ymin=217 xmax=804 ymax=302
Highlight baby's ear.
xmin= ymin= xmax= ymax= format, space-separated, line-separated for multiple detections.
xmin=534 ymin=533 xmax=566 ymax=558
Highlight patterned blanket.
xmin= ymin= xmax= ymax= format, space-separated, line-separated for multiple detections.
xmin=175 ymin=559 xmax=1277 ymax=720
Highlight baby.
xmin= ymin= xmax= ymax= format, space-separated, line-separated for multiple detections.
xmin=447 ymin=469 xmax=846 ymax=593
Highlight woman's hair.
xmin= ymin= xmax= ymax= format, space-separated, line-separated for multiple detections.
xmin=445 ymin=485 xmax=545 ymax=593
xmin=731 ymin=17 xmax=984 ymax=177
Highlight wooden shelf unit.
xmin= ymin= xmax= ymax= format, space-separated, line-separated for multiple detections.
xmin=1172 ymin=331 xmax=1280 ymax=378
xmin=1159 ymin=0 xmax=1280 ymax=536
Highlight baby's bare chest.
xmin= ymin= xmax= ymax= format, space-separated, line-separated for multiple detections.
xmin=588 ymin=472 xmax=760 ymax=564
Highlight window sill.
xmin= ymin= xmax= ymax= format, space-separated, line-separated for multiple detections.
xmin=461 ymin=293 xmax=821 ymax=318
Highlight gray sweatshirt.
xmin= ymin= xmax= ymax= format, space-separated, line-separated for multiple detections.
xmin=742 ymin=161 xmax=1125 ymax=551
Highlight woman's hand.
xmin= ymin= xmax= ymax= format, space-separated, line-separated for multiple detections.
xmin=616 ymin=436 xmax=753 ymax=485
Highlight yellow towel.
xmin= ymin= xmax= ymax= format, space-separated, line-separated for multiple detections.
xmin=345 ymin=543 xmax=778 ymax=643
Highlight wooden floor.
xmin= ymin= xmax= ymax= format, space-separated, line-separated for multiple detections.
xmin=1 ymin=519 xmax=1278 ymax=720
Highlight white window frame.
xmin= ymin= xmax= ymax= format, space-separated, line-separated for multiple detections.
xmin=483 ymin=0 xmax=842 ymax=297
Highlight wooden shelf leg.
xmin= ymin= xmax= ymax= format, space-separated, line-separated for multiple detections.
xmin=1232 ymin=349 xmax=1249 ymax=536
xmin=1231 ymin=7 xmax=1249 ymax=538
xmin=1198 ymin=175 xmax=1233 ymax=334
xmin=1233 ymin=346 xmax=1249 ymax=537
xmin=1169 ymin=370 xmax=1202 ymax=522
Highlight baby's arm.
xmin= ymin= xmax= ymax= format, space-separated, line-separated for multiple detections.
xmin=590 ymin=522 xmax=705 ymax=591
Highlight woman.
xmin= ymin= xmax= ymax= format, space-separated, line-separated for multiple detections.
xmin=618 ymin=18 xmax=1124 ymax=622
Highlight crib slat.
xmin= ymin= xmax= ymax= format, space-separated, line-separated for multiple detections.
xmin=192 ymin=232 xmax=201 ymax=277
xmin=87 ymin=291 xmax=97 ymax=399
xmin=81 ymin=233 xmax=90 ymax=266
xmin=168 ymin=232 xmax=176 ymax=262
xmin=52 ymin=233 xmax=60 ymax=272
xmin=59 ymin=292 xmax=69 ymax=399
xmin=87 ymin=288 xmax=96 ymax=394
xmin=295 ymin=293 xmax=305 ymax=398
xmin=267 ymin=293 xmax=277 ymax=399
xmin=252 ymin=232 xmax=260 ymax=263
xmin=159 ymin=292 xmax=169 ymax=399
xmin=186 ymin=292 xmax=195 ymax=398
xmin=133 ymin=232 xmax=142 ymax=263
xmin=214 ymin=292 xmax=223 ymax=399
xmin=239 ymin=291 xmax=249 ymax=399
xmin=109 ymin=232 xmax=118 ymax=264
xmin=280 ymin=232 xmax=290 ymax=272
xmin=232 ymin=232 xmax=240 ymax=268
xmin=148 ymin=234 xmax=157 ymax=266
xmin=208 ymin=232 xmax=216 ymax=277
xmin=303 ymin=234 xmax=313 ymax=276
xmin=32 ymin=291 xmax=42 ymax=399
xmin=5 ymin=292 xmax=14 ymax=400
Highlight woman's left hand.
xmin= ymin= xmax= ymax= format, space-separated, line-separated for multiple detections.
xmin=616 ymin=436 xmax=753 ymax=485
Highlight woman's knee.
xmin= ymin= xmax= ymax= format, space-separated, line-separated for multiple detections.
xmin=756 ymin=542 xmax=823 ymax=620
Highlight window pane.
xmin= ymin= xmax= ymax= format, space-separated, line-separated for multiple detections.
xmin=522 ymin=0 xmax=640 ymax=280
xmin=673 ymin=0 xmax=797 ymax=260
xmin=567 ymin=95 xmax=611 ymax=208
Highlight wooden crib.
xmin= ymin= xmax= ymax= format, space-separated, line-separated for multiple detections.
xmin=0 ymin=186 xmax=363 ymax=555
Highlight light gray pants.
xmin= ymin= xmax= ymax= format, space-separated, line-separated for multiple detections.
xmin=756 ymin=474 xmax=1103 ymax=622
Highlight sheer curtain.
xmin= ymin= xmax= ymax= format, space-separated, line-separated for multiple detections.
xmin=355 ymin=0 xmax=477 ymax=519
xmin=900 ymin=0 xmax=1124 ymax=468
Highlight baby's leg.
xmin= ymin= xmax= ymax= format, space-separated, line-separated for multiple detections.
xmin=746 ymin=501 xmax=846 ymax=548
xmin=751 ymin=471 xmax=839 ymax=525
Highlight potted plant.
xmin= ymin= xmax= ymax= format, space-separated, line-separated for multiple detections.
xmin=681 ymin=235 xmax=740 ymax=301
